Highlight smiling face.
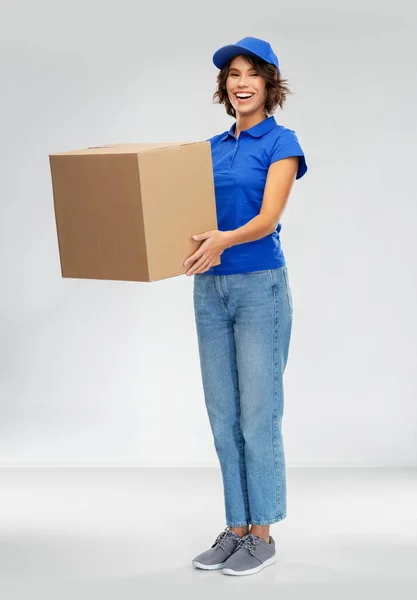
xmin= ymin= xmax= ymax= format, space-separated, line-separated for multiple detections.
xmin=226 ymin=55 xmax=267 ymax=116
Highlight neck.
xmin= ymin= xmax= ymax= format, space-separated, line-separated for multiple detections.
xmin=235 ymin=109 xmax=267 ymax=138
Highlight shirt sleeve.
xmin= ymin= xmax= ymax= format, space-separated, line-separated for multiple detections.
xmin=269 ymin=128 xmax=308 ymax=180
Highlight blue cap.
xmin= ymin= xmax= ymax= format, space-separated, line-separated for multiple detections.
xmin=213 ymin=37 xmax=280 ymax=73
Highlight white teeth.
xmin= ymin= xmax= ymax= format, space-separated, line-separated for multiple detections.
xmin=236 ymin=93 xmax=253 ymax=98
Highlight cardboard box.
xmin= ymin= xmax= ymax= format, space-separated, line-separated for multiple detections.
xmin=49 ymin=141 xmax=220 ymax=282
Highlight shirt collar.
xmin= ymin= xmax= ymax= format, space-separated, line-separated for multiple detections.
xmin=220 ymin=116 xmax=278 ymax=141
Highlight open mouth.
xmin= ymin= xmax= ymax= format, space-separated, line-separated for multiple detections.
xmin=235 ymin=93 xmax=254 ymax=103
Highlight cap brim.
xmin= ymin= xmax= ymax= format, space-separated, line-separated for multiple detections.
xmin=212 ymin=44 xmax=258 ymax=69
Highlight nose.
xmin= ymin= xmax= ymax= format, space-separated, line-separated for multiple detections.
xmin=237 ymin=76 xmax=250 ymax=87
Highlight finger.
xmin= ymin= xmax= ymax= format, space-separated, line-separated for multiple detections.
xmin=194 ymin=259 xmax=212 ymax=275
xmin=192 ymin=231 xmax=212 ymax=241
xmin=184 ymin=249 xmax=204 ymax=267
xmin=187 ymin=257 xmax=207 ymax=275
xmin=187 ymin=255 xmax=209 ymax=275
xmin=201 ymin=263 xmax=213 ymax=273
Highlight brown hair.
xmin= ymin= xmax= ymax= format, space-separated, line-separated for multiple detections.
xmin=212 ymin=54 xmax=291 ymax=118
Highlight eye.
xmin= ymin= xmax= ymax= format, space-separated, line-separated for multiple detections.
xmin=228 ymin=72 xmax=258 ymax=77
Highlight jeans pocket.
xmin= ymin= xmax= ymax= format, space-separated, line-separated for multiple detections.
xmin=282 ymin=267 xmax=294 ymax=315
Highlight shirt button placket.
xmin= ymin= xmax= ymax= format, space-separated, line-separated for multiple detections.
xmin=230 ymin=140 xmax=238 ymax=165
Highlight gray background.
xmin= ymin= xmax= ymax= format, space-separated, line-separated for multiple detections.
xmin=1 ymin=0 xmax=416 ymax=467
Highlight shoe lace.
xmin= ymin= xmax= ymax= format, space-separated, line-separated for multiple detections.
xmin=212 ymin=527 xmax=237 ymax=552
xmin=236 ymin=534 xmax=262 ymax=556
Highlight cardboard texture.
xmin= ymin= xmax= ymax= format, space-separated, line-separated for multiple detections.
xmin=49 ymin=141 xmax=220 ymax=282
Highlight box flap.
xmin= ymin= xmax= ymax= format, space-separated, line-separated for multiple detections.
xmin=50 ymin=141 xmax=206 ymax=157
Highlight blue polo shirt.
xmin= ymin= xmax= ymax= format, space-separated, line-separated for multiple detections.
xmin=202 ymin=115 xmax=307 ymax=275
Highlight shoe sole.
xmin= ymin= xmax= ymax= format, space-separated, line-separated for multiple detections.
xmin=192 ymin=560 xmax=226 ymax=570
xmin=222 ymin=555 xmax=276 ymax=576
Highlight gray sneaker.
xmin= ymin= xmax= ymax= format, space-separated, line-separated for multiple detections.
xmin=192 ymin=527 xmax=243 ymax=570
xmin=222 ymin=533 xmax=276 ymax=576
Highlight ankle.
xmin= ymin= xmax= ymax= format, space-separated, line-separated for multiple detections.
xmin=249 ymin=526 xmax=270 ymax=543
xmin=230 ymin=525 xmax=249 ymax=537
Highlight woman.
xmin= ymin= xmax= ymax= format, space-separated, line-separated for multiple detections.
xmin=184 ymin=37 xmax=307 ymax=576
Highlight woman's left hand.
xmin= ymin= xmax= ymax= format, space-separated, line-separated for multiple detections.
xmin=183 ymin=230 xmax=230 ymax=275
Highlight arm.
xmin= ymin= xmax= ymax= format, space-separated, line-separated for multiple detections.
xmin=223 ymin=156 xmax=299 ymax=247
xmin=184 ymin=156 xmax=299 ymax=275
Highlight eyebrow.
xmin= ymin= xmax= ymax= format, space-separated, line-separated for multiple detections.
xmin=229 ymin=67 xmax=258 ymax=73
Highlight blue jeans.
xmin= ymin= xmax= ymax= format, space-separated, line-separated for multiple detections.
xmin=193 ymin=266 xmax=293 ymax=526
